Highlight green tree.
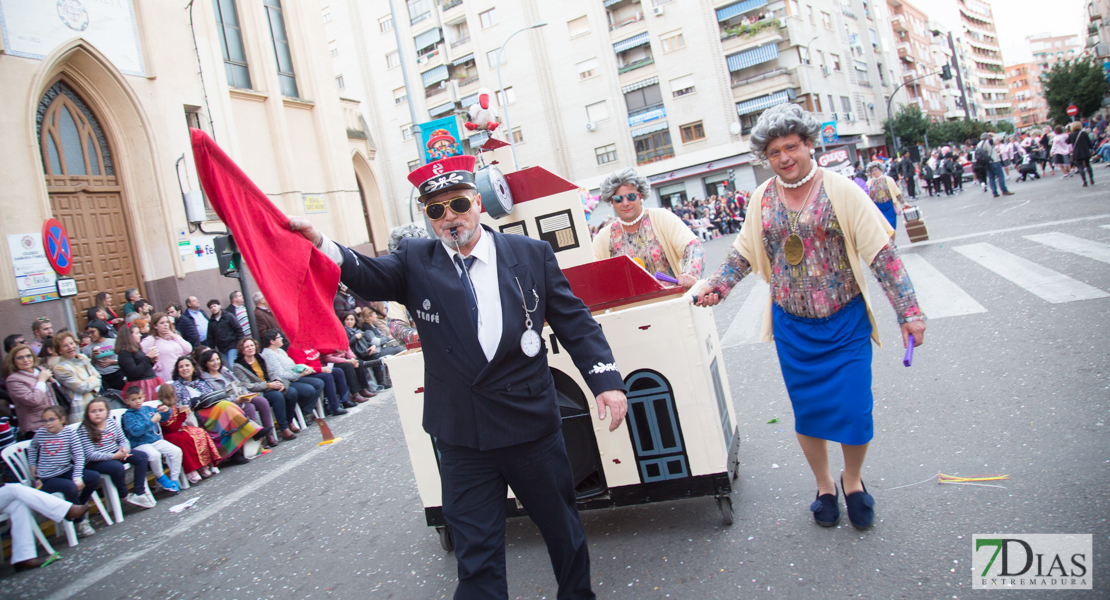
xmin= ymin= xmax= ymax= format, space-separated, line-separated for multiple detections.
xmin=882 ymin=104 xmax=929 ymax=150
xmin=1041 ymin=57 xmax=1110 ymax=124
xmin=925 ymin=119 xmax=997 ymax=147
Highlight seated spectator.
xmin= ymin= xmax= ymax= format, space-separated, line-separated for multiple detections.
xmin=359 ymin=308 xmax=404 ymax=388
xmin=95 ymin=291 xmax=125 ymax=330
xmin=3 ymin=344 xmax=55 ymax=440
xmin=115 ymin=323 xmax=163 ymax=406
xmin=120 ymin=288 xmax=142 ymax=317
xmin=29 ymin=406 xmax=100 ymax=537
xmin=155 ymin=384 xmax=221 ymax=483
xmin=320 ymin=343 xmax=374 ymax=402
xmin=82 ymin=320 xmax=124 ymax=391
xmin=77 ymin=397 xmax=155 ymax=508
xmin=259 ymin=330 xmax=323 ymax=424
xmin=132 ymin=300 xmax=153 ymax=318
xmin=198 ymin=349 xmax=279 ymax=447
xmin=288 ymin=345 xmax=350 ymax=416
xmin=133 ymin=318 xmax=151 ymax=337
xmin=342 ymin=311 xmax=377 ymax=361
xmin=52 ymin=332 xmax=101 ymax=424
xmin=85 ymin=307 xmax=117 ymax=339
xmin=171 ymin=356 xmax=264 ymax=464
xmin=141 ymin=313 xmax=192 ymax=383
xmin=0 ymin=481 xmax=88 ymax=571
xmin=119 ymin=388 xmax=182 ymax=493
xmin=205 ymin=299 xmax=244 ymax=364
xmin=233 ymin=338 xmax=298 ymax=441
xmin=29 ymin=318 xmax=53 ymax=355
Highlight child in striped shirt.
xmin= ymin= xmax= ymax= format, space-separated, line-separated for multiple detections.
xmin=120 ymin=388 xmax=182 ymax=494
xmin=78 ymin=398 xmax=157 ymax=509
xmin=29 ymin=406 xmax=101 ymax=537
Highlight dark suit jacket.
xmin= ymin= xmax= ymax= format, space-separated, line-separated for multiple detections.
xmin=337 ymin=226 xmax=624 ymax=450
xmin=176 ymin=311 xmax=206 ymax=347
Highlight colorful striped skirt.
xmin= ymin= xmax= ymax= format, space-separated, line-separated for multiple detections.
xmin=196 ymin=400 xmax=261 ymax=461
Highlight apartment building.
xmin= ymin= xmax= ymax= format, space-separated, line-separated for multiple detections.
xmin=323 ymin=0 xmax=900 ymax=220
xmin=954 ymin=0 xmax=1011 ymax=125
xmin=1006 ymin=63 xmax=1048 ymax=129
xmin=887 ymin=0 xmax=944 ymax=120
xmin=1085 ymin=0 xmax=1109 ymax=59
xmin=1028 ymin=33 xmax=1083 ymax=70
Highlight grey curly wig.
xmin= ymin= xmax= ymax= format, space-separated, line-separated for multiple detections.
xmin=866 ymin=161 xmax=884 ymax=174
xmin=388 ymin=222 xmax=429 ymax=253
xmin=749 ymin=103 xmax=821 ymax=160
xmin=599 ymin=167 xmax=651 ymax=203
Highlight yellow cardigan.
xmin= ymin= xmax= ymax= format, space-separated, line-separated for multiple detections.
xmin=592 ymin=207 xmax=698 ymax=275
xmin=732 ymin=169 xmax=895 ymax=346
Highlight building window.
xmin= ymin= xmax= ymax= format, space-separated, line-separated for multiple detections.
xmin=679 ymin=121 xmax=705 ymax=143
xmin=595 ymin=144 xmax=618 ymax=165
xmin=511 ymin=127 xmax=524 ymax=143
xmin=669 ymin=74 xmax=695 ymax=97
xmin=634 ymin=129 xmax=674 ymax=165
xmin=496 ymin=86 xmax=515 ymax=107
xmin=568 ymin=15 xmax=590 ymax=37
xmin=807 ymin=4 xmax=815 ymax=23
xmin=401 ymin=123 xmax=413 ymax=140
xmin=479 ymin=8 xmax=498 ymax=28
xmin=586 ymin=100 xmax=610 ymax=123
xmin=335 ymin=75 xmax=345 ymax=90
xmin=323 ymin=12 xmax=331 ymax=22
xmin=212 ymin=0 xmax=252 ymax=90
xmin=798 ymin=47 xmax=810 ymax=65
xmin=831 ymin=54 xmax=841 ymax=71
xmin=624 ymin=83 xmax=663 ymax=114
xmin=577 ymin=58 xmax=598 ymax=80
xmin=408 ymin=0 xmax=431 ymax=25
xmin=263 ymin=0 xmax=299 ymax=98
xmin=486 ymin=48 xmax=506 ymax=68
xmin=394 ymin=87 xmax=408 ymax=104
xmin=660 ymin=32 xmax=685 ymax=53
xmin=330 ymin=47 xmax=339 ymax=56
xmin=387 ymin=51 xmax=400 ymax=68
xmin=407 ymin=159 xmax=420 ymax=171
xmin=840 ymin=96 xmax=852 ymax=113
xmin=816 ymin=49 xmax=825 ymax=68
xmin=821 ymin=11 xmax=832 ymax=29
xmin=379 ymin=15 xmax=393 ymax=32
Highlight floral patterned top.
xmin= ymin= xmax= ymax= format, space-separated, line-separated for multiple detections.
xmin=867 ymin=175 xmax=901 ymax=206
xmin=706 ymin=181 xmax=924 ymax=323
xmin=606 ymin=214 xmax=704 ymax=279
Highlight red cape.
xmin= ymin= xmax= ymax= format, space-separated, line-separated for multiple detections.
xmin=190 ymin=128 xmax=347 ymax=351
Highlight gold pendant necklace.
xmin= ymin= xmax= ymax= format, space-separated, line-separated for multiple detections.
xmin=781 ymin=171 xmax=819 ymax=266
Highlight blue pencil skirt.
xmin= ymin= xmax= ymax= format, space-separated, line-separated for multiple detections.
xmin=876 ymin=200 xmax=897 ymax=229
xmin=772 ymin=295 xmax=874 ymax=445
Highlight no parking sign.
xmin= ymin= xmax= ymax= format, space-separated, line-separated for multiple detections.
xmin=42 ymin=218 xmax=73 ymax=276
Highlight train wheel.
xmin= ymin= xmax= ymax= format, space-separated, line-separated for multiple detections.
xmin=716 ymin=497 xmax=734 ymax=526
xmin=436 ymin=526 xmax=455 ymax=552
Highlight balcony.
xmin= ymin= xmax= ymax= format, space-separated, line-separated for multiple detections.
xmin=609 ymin=12 xmax=645 ymax=32
xmin=618 ymin=56 xmax=654 ymax=74
xmin=721 ymin=18 xmax=784 ymax=54
xmin=415 ymin=44 xmax=444 ymax=68
xmin=891 ymin=14 xmax=907 ymax=33
xmin=732 ymin=67 xmax=797 ymax=100
xmin=441 ymin=0 xmax=462 ymax=12
xmin=450 ymin=35 xmax=471 ymax=48
xmin=636 ymin=147 xmax=675 ymax=166
xmin=425 ymin=85 xmax=448 ymax=99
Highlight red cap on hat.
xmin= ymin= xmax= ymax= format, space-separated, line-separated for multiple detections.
xmin=407 ymin=155 xmax=478 ymax=200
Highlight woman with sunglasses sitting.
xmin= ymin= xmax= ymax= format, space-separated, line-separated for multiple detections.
xmin=591 ymin=167 xmax=704 ymax=290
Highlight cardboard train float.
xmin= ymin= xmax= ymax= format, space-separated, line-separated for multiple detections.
xmin=384 ymin=160 xmax=740 ymax=551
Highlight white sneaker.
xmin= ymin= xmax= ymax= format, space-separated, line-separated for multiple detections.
xmin=75 ymin=520 xmax=96 ymax=538
xmin=126 ymin=493 xmax=157 ymax=509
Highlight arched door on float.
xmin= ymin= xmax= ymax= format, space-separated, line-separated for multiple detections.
xmin=38 ymin=81 xmax=142 ymax=318
xmin=624 ymin=370 xmax=689 ymax=483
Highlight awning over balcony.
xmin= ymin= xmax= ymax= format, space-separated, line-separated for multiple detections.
xmin=603 ymin=0 xmax=623 ymax=6
xmin=414 ymin=28 xmax=442 ymax=50
xmin=621 ymin=76 xmax=658 ymax=93
xmin=429 ymin=101 xmax=455 ymax=117
xmin=735 ymin=89 xmax=791 ymax=115
xmin=452 ymin=53 xmax=475 ymax=66
xmin=631 ymin=120 xmax=669 ymax=137
xmin=726 ymin=43 xmax=779 ymax=71
xmin=460 ymin=92 xmax=480 ymax=107
xmin=716 ymin=0 xmax=768 ymax=22
xmin=421 ymin=64 xmax=449 ymax=87
xmin=613 ymin=32 xmax=650 ymax=53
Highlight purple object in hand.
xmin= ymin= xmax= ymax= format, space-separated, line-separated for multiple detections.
xmin=654 ymin=271 xmax=679 ymax=285
xmin=903 ymin=334 xmax=915 ymax=367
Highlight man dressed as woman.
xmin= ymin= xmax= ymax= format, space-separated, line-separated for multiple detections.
xmin=592 ymin=167 xmax=704 ymax=289
xmin=865 ymin=161 xmax=907 ymax=230
xmin=695 ymin=103 xmax=926 ymax=529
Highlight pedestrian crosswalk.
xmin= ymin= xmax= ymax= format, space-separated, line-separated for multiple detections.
xmin=720 ymin=228 xmax=1109 ymax=348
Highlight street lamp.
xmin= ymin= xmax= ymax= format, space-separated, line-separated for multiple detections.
xmin=496 ymin=20 xmax=547 ymax=170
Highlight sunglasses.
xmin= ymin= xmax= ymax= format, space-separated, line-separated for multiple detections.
xmin=423 ymin=196 xmax=473 ymax=221
xmin=611 ymin=193 xmax=640 ymax=204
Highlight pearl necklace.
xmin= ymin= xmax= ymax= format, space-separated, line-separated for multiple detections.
xmin=617 ymin=210 xmax=646 ymax=228
xmin=779 ymin=163 xmax=818 ymax=189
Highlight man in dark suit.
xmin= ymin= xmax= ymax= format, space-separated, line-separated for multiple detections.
xmin=291 ymin=154 xmax=627 ymax=600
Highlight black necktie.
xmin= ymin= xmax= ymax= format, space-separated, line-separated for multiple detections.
xmin=453 ymin=255 xmax=479 ymax=331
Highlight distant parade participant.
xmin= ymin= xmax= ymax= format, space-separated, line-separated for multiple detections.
xmin=866 ymin=161 xmax=907 ymax=230
xmin=591 ymin=167 xmax=704 ymax=289
xmin=695 ymin=103 xmax=926 ymax=530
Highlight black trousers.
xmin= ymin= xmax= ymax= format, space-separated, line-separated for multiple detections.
xmin=940 ymin=174 xmax=953 ymax=195
xmin=904 ymin=176 xmax=916 ymax=198
xmin=437 ymin=429 xmax=593 ymax=600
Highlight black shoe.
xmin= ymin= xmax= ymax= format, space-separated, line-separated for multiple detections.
xmin=330 ymin=407 xmax=349 ymax=416
xmin=993 ymin=193 xmax=1000 ymax=197
xmin=842 ymin=476 xmax=875 ymax=530
xmin=341 ymin=400 xmax=357 ymax=409
xmin=251 ymin=426 xmax=273 ymax=441
xmin=810 ymin=485 xmax=840 ymax=527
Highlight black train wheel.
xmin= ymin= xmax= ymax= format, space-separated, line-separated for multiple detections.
xmin=436 ymin=526 xmax=455 ymax=552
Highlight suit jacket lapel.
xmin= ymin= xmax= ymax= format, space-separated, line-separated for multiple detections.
xmin=423 ymin=242 xmax=487 ymax=366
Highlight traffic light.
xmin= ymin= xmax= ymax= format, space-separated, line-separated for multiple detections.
xmin=214 ymin=234 xmax=240 ymax=278
xmin=940 ymin=64 xmax=952 ymax=80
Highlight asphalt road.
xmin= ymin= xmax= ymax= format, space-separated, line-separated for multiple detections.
xmin=4 ymin=172 xmax=1108 ymax=599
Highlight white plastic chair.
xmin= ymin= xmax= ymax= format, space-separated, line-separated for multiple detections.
xmin=64 ymin=423 xmax=116 ymax=526
xmin=292 ymin=390 xmax=327 ymax=430
xmin=2 ymin=441 xmax=79 ymax=547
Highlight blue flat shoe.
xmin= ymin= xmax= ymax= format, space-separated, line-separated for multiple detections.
xmin=842 ymin=476 xmax=875 ymax=529
xmin=809 ymin=484 xmax=840 ymax=527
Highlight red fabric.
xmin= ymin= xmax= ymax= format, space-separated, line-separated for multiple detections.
xmin=189 ymin=129 xmax=347 ymax=351
xmin=287 ymin=347 xmax=324 ymax=371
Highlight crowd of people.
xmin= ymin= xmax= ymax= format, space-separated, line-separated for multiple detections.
xmin=0 ymin=274 xmax=418 ymax=570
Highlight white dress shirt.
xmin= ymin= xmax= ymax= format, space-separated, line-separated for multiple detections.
xmin=320 ymin=229 xmax=503 ymax=362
